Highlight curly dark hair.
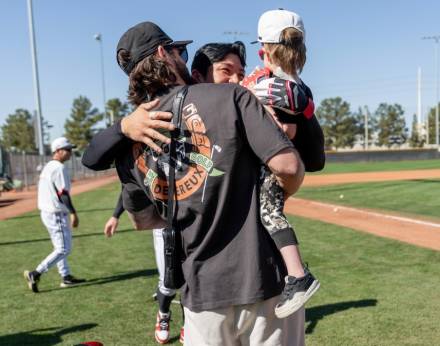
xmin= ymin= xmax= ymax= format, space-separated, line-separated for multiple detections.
xmin=117 ymin=49 xmax=177 ymax=106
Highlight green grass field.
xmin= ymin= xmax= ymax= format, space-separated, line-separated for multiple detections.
xmin=297 ymin=179 xmax=440 ymax=220
xmin=1 ymin=183 xmax=440 ymax=345
xmin=315 ymin=158 xmax=440 ymax=174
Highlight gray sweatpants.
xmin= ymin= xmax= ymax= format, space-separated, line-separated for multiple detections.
xmin=184 ymin=296 xmax=305 ymax=346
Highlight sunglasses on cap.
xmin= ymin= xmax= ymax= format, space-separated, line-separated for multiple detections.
xmin=165 ymin=44 xmax=188 ymax=63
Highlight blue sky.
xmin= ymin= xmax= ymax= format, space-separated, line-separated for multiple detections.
xmin=1 ymin=0 xmax=440 ymax=140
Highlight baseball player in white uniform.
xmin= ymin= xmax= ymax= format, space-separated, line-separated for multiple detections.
xmin=24 ymin=137 xmax=85 ymax=293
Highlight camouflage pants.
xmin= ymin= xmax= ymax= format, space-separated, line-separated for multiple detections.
xmin=259 ymin=166 xmax=298 ymax=245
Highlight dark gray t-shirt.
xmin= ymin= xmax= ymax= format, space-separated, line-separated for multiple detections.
xmin=117 ymin=83 xmax=294 ymax=311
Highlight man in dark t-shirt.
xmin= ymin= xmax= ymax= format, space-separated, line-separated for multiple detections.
xmin=91 ymin=21 xmax=305 ymax=345
xmin=100 ymin=41 xmax=249 ymax=344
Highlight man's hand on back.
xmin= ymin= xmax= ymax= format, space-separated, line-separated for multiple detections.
xmin=121 ymin=99 xmax=176 ymax=154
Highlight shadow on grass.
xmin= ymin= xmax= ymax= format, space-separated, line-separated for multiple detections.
xmin=40 ymin=268 xmax=157 ymax=293
xmin=168 ymin=335 xmax=181 ymax=344
xmin=9 ymin=207 xmax=115 ymax=220
xmin=306 ymin=299 xmax=377 ymax=334
xmin=6 ymin=212 xmax=40 ymax=220
xmin=412 ymin=179 xmax=440 ymax=184
xmin=0 ymin=228 xmax=135 ymax=246
xmin=76 ymin=207 xmax=116 ymax=213
xmin=0 ymin=323 xmax=98 ymax=346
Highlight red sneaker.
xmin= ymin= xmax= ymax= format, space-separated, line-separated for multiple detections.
xmin=179 ymin=326 xmax=184 ymax=344
xmin=155 ymin=311 xmax=171 ymax=344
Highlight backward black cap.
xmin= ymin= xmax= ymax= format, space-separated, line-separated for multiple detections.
xmin=116 ymin=21 xmax=192 ymax=75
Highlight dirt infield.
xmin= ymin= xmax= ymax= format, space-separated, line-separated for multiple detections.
xmin=0 ymin=175 xmax=119 ymax=220
xmin=285 ymin=198 xmax=440 ymax=251
xmin=294 ymin=168 xmax=440 ymax=251
xmin=1 ymin=169 xmax=439 ymax=251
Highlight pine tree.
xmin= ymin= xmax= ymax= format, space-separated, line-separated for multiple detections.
xmin=426 ymin=103 xmax=439 ymax=145
xmin=41 ymin=117 xmax=53 ymax=154
xmin=375 ymin=103 xmax=407 ymax=147
xmin=106 ymin=98 xmax=130 ymax=124
xmin=352 ymin=106 xmax=378 ymax=147
xmin=315 ymin=97 xmax=357 ymax=149
xmin=0 ymin=109 xmax=37 ymax=152
xmin=31 ymin=114 xmax=53 ymax=154
xmin=409 ymin=114 xmax=424 ymax=148
xmin=64 ymin=96 xmax=102 ymax=151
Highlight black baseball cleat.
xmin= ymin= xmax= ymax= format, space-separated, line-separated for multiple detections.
xmin=275 ymin=269 xmax=320 ymax=318
xmin=60 ymin=275 xmax=86 ymax=288
xmin=23 ymin=270 xmax=40 ymax=293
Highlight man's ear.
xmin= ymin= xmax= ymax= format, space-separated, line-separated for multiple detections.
xmin=191 ymin=69 xmax=205 ymax=83
xmin=157 ymin=45 xmax=167 ymax=59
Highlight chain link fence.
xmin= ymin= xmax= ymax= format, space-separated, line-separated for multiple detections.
xmin=7 ymin=152 xmax=114 ymax=190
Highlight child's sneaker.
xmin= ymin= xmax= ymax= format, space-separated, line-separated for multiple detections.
xmin=275 ymin=270 xmax=320 ymax=318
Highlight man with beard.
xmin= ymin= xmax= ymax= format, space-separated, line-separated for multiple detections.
xmin=85 ymin=21 xmax=305 ymax=345
xmin=96 ymin=41 xmax=247 ymax=344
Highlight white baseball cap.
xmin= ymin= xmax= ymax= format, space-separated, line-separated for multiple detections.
xmin=254 ymin=9 xmax=305 ymax=44
xmin=51 ymin=137 xmax=76 ymax=153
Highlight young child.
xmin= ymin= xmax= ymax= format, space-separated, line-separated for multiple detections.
xmin=241 ymin=9 xmax=324 ymax=318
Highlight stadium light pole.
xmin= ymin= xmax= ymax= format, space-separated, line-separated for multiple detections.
xmin=422 ymin=35 xmax=440 ymax=147
xmin=364 ymin=106 xmax=369 ymax=150
xmin=94 ymin=33 xmax=110 ymax=125
xmin=27 ymin=0 xmax=44 ymax=156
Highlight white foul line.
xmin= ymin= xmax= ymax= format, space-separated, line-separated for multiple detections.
xmin=296 ymin=199 xmax=440 ymax=229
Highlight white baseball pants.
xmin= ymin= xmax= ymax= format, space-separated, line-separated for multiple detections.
xmin=153 ymin=228 xmax=177 ymax=297
xmin=36 ymin=211 xmax=72 ymax=277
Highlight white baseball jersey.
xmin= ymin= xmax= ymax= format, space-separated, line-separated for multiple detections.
xmin=38 ymin=160 xmax=71 ymax=213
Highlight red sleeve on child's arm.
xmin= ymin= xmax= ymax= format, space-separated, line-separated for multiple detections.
xmin=303 ymin=98 xmax=315 ymax=119
xmin=241 ymin=67 xmax=271 ymax=90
